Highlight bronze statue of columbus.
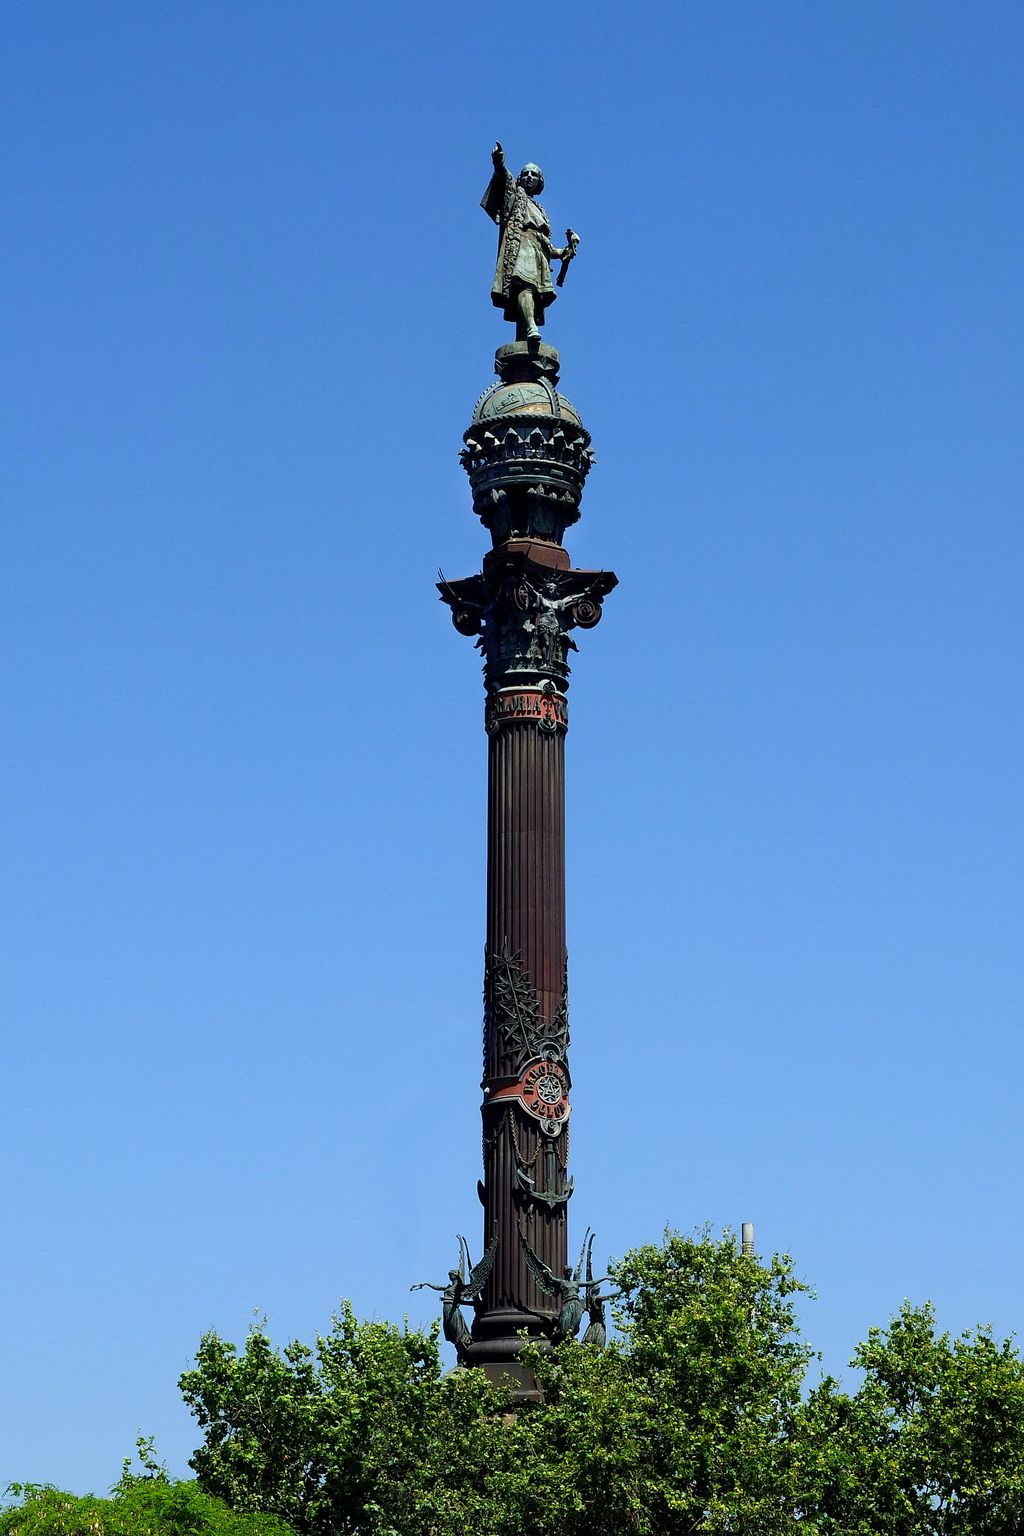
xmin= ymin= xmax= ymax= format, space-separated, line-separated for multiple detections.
xmin=481 ymin=142 xmax=579 ymax=341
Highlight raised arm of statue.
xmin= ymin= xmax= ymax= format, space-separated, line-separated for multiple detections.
xmin=482 ymin=142 xmax=514 ymax=227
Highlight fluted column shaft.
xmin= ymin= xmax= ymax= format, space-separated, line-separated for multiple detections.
xmin=482 ymin=719 xmax=567 ymax=1319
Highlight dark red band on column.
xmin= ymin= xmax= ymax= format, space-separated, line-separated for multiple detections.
xmin=485 ymin=689 xmax=568 ymax=733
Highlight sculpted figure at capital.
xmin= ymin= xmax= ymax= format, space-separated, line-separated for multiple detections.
xmin=481 ymin=142 xmax=579 ymax=340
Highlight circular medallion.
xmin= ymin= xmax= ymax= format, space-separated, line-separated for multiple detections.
xmin=486 ymin=1056 xmax=571 ymax=1132
xmin=520 ymin=1058 xmax=570 ymax=1126
xmin=536 ymin=1072 xmax=563 ymax=1105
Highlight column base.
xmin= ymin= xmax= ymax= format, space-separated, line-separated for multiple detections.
xmin=463 ymin=1307 xmax=553 ymax=1402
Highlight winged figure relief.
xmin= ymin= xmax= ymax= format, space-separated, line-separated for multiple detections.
xmin=580 ymin=1231 xmax=621 ymax=1349
xmin=517 ymin=1223 xmax=609 ymax=1343
xmin=411 ymin=1232 xmax=498 ymax=1360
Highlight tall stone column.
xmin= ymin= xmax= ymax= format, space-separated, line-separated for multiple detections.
xmin=439 ymin=341 xmax=616 ymax=1391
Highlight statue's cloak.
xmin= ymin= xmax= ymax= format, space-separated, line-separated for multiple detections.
xmin=481 ymin=167 xmax=557 ymax=325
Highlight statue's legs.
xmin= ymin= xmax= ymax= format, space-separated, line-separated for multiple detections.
xmin=515 ymin=285 xmax=541 ymax=342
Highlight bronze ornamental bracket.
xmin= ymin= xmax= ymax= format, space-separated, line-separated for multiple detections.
xmin=438 ymin=550 xmax=617 ymax=716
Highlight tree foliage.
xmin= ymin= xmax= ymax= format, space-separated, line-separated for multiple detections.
xmin=178 ymin=1230 xmax=810 ymax=1534
xmin=1 ymin=1441 xmax=293 ymax=1536
xmin=797 ymin=1302 xmax=1024 ymax=1532
xmin=25 ymin=1233 xmax=1022 ymax=1536
xmin=179 ymin=1304 xmax=526 ymax=1536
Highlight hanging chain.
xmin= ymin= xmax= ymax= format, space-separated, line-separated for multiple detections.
xmin=507 ymin=1109 xmax=542 ymax=1173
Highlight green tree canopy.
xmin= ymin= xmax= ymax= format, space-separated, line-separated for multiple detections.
xmin=178 ymin=1230 xmax=1024 ymax=1535
xmin=797 ymin=1302 xmax=1024 ymax=1533
xmin=1 ymin=1443 xmax=294 ymax=1536
xmin=179 ymin=1230 xmax=804 ymax=1535
xmin=17 ymin=1234 xmax=1021 ymax=1536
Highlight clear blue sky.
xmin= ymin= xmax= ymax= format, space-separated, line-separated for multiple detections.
xmin=2 ymin=0 xmax=1022 ymax=1495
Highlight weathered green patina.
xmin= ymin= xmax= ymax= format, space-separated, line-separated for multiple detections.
xmin=481 ymin=143 xmax=579 ymax=339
